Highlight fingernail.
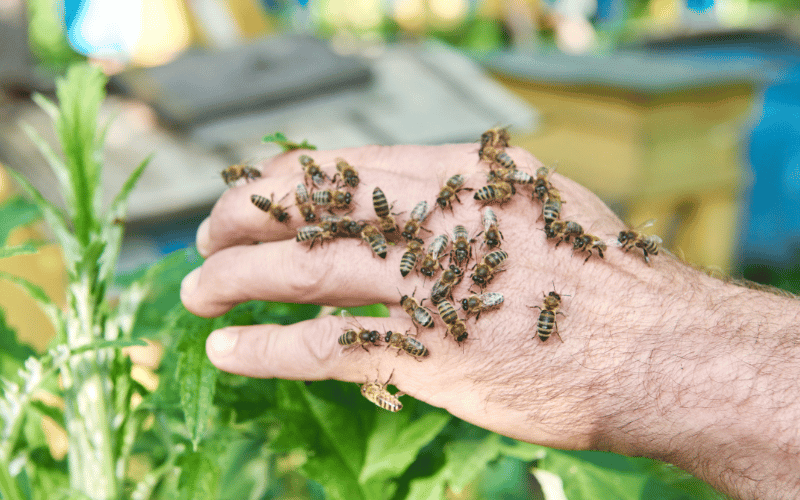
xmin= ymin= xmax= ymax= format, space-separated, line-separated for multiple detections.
xmin=196 ymin=218 xmax=211 ymax=257
xmin=180 ymin=267 xmax=201 ymax=299
xmin=207 ymin=328 xmax=238 ymax=358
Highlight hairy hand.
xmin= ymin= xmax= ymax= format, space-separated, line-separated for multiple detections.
xmin=180 ymin=144 xmax=695 ymax=451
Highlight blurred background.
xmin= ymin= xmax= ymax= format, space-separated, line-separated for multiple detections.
xmin=0 ymin=0 xmax=798 ymax=336
xmin=0 ymin=0 xmax=798 ymax=497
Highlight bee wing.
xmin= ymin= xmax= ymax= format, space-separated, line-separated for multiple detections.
xmin=605 ymin=237 xmax=625 ymax=247
xmin=632 ymin=219 xmax=656 ymax=231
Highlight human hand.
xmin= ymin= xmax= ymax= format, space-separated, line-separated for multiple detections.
xmin=181 ymin=143 xmax=673 ymax=448
xmin=180 ymin=144 xmax=800 ymax=500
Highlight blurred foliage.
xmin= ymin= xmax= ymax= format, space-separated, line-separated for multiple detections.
xmin=26 ymin=0 xmax=84 ymax=71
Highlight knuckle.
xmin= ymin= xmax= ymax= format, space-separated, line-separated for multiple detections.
xmin=303 ymin=315 xmax=341 ymax=367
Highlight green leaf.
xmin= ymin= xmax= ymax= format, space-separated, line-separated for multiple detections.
xmin=20 ymin=120 xmax=73 ymax=214
xmin=99 ymin=153 xmax=152 ymax=284
xmin=0 ymin=196 xmax=41 ymax=247
xmin=535 ymin=450 xmax=726 ymax=500
xmin=0 ymin=244 xmax=38 ymax=260
xmin=176 ymin=312 xmax=219 ymax=450
xmin=0 ymin=457 xmax=25 ymax=500
xmin=271 ymin=381 xmax=371 ymax=500
xmin=0 ymin=308 xmax=35 ymax=378
xmin=262 ymin=131 xmax=317 ymax=151
xmin=177 ymin=451 xmax=220 ymax=500
xmin=5 ymin=170 xmax=79 ymax=274
xmin=359 ymin=411 xmax=450 ymax=484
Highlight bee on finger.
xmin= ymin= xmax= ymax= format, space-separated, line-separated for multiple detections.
xmin=333 ymin=158 xmax=359 ymax=188
xmin=436 ymin=299 xmax=468 ymax=343
xmin=430 ymin=264 xmax=463 ymax=305
xmin=473 ymin=181 xmax=515 ymax=206
xmin=400 ymin=238 xmax=425 ymax=277
xmin=541 ymin=188 xmax=563 ymax=226
xmin=461 ymin=292 xmax=504 ymax=320
xmin=419 ymin=234 xmax=449 ymax=278
xmin=372 ymin=187 xmax=401 ymax=235
xmin=338 ymin=312 xmax=381 ymax=352
xmin=251 ymin=193 xmax=290 ymax=223
xmin=529 ymin=286 xmax=568 ymax=342
xmin=295 ymin=183 xmax=317 ymax=223
xmin=361 ymin=371 xmax=403 ymax=412
xmin=399 ymin=289 xmax=434 ymax=329
xmin=478 ymin=208 xmax=503 ymax=249
xmin=221 ymin=164 xmax=261 ymax=186
xmin=479 ymin=146 xmax=517 ymax=171
xmin=436 ymin=174 xmax=472 ymax=212
xmin=312 ymin=189 xmax=353 ymax=211
xmin=533 ymin=164 xmax=557 ymax=202
xmin=572 ymin=233 xmax=607 ymax=263
xmin=470 ymin=249 xmax=508 ymax=289
xmin=479 ymin=127 xmax=510 ymax=158
xmin=296 ymin=225 xmax=334 ymax=248
xmin=401 ymin=201 xmax=431 ymax=241
xmin=360 ymin=223 xmax=388 ymax=259
xmin=617 ymin=219 xmax=662 ymax=264
xmin=385 ymin=330 xmax=429 ymax=358
xmin=299 ymin=154 xmax=329 ymax=186
xmin=450 ymin=225 xmax=474 ymax=268
xmin=545 ymin=220 xmax=583 ymax=247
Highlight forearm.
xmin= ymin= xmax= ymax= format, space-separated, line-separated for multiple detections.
xmin=599 ymin=258 xmax=800 ymax=499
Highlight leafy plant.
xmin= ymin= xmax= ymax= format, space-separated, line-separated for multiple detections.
xmin=0 ymin=63 xmax=726 ymax=500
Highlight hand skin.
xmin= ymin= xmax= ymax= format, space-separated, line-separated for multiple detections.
xmin=180 ymin=144 xmax=800 ymax=500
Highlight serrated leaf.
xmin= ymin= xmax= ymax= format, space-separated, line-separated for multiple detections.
xmin=359 ymin=411 xmax=450 ymax=484
xmin=5 ymin=170 xmax=79 ymax=273
xmin=0 ymin=196 xmax=41 ymax=246
xmin=177 ymin=451 xmax=220 ymax=500
xmin=176 ymin=315 xmax=218 ymax=449
xmin=0 ymin=244 xmax=38 ymax=260
xmin=20 ymin=121 xmax=73 ymax=213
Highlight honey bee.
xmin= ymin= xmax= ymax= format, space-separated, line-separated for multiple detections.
xmin=400 ymin=238 xmax=425 ymax=277
xmin=221 ymin=163 xmax=261 ymax=186
xmin=384 ymin=330 xmax=429 ymax=358
xmin=361 ymin=223 xmax=388 ymax=259
xmin=399 ymin=290 xmax=434 ymax=329
xmin=479 ymin=127 xmax=510 ymax=157
xmin=295 ymin=183 xmax=317 ymax=222
xmin=401 ymin=201 xmax=430 ymax=241
xmin=361 ymin=371 xmax=403 ymax=412
xmin=436 ymin=299 xmax=468 ymax=343
xmin=473 ymin=181 xmax=515 ymax=205
xmin=479 ymin=146 xmax=517 ymax=171
xmin=436 ymin=174 xmax=472 ymax=211
xmin=296 ymin=225 xmax=334 ymax=248
xmin=312 ymin=189 xmax=353 ymax=211
xmin=372 ymin=187 xmax=400 ymax=235
xmin=299 ymin=154 xmax=328 ymax=186
xmin=450 ymin=225 xmax=473 ymax=267
xmin=572 ymin=233 xmax=607 ymax=263
xmin=430 ymin=264 xmax=463 ymax=305
xmin=461 ymin=292 xmax=504 ymax=320
xmin=618 ymin=220 xmax=662 ymax=264
xmin=504 ymin=169 xmax=534 ymax=185
xmin=470 ymin=249 xmax=508 ymax=289
xmin=324 ymin=214 xmax=362 ymax=238
xmin=529 ymin=289 xmax=567 ymax=342
xmin=541 ymin=188 xmax=563 ymax=226
xmin=251 ymin=193 xmax=290 ymax=223
xmin=419 ymin=234 xmax=449 ymax=278
xmin=480 ymin=208 xmax=503 ymax=249
xmin=334 ymin=158 xmax=359 ymax=188
xmin=545 ymin=220 xmax=583 ymax=247
xmin=533 ymin=164 xmax=557 ymax=201
xmin=338 ymin=312 xmax=381 ymax=352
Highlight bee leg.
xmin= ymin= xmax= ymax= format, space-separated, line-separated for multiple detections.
xmin=361 ymin=345 xmax=370 ymax=353
xmin=642 ymin=249 xmax=650 ymax=264
xmin=583 ymin=251 xmax=592 ymax=264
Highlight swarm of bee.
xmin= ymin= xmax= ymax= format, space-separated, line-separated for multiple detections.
xmin=224 ymin=127 xmax=665 ymax=412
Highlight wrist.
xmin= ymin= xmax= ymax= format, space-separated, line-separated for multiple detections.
xmin=596 ymin=260 xmax=800 ymax=498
